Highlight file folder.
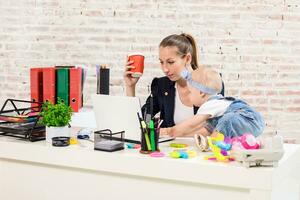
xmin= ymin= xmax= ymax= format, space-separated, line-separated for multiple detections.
xmin=43 ymin=67 xmax=56 ymax=104
xmin=30 ymin=68 xmax=43 ymax=110
xmin=56 ymin=68 xmax=69 ymax=105
xmin=55 ymin=66 xmax=75 ymax=69
xmin=69 ymin=67 xmax=82 ymax=112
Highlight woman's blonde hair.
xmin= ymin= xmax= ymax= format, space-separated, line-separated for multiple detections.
xmin=159 ymin=33 xmax=199 ymax=70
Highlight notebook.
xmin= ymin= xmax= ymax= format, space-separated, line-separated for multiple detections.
xmin=91 ymin=94 xmax=174 ymax=144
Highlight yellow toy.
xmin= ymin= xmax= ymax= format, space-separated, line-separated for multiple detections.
xmin=204 ymin=132 xmax=234 ymax=162
xmin=170 ymin=143 xmax=188 ymax=148
xmin=169 ymin=149 xmax=197 ymax=159
xmin=69 ymin=137 xmax=78 ymax=145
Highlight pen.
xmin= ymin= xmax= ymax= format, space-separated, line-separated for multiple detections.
xmin=157 ymin=119 xmax=163 ymax=129
xmin=150 ymin=93 xmax=153 ymax=118
xmin=141 ymin=121 xmax=151 ymax=151
xmin=96 ymin=65 xmax=100 ymax=94
xmin=149 ymin=93 xmax=156 ymax=151
xmin=156 ymin=119 xmax=164 ymax=131
xmin=150 ymin=119 xmax=155 ymax=151
xmin=137 ymin=112 xmax=151 ymax=151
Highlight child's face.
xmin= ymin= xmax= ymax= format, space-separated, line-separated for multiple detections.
xmin=159 ymin=46 xmax=190 ymax=81
xmin=189 ymin=86 xmax=206 ymax=107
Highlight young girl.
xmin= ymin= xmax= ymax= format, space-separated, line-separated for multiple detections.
xmin=160 ymin=67 xmax=265 ymax=139
xmin=124 ymin=33 xmax=224 ymax=134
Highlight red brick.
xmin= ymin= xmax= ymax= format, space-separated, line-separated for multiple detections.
xmin=241 ymin=90 xmax=264 ymax=96
xmin=280 ymin=91 xmax=300 ymax=96
xmin=287 ymin=107 xmax=300 ymax=112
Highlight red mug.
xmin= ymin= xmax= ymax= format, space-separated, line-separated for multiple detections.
xmin=128 ymin=53 xmax=144 ymax=78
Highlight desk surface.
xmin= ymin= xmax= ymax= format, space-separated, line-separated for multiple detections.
xmin=0 ymin=135 xmax=299 ymax=192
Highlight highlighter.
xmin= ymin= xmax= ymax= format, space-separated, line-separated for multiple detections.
xmin=149 ymin=119 xmax=155 ymax=151
xmin=141 ymin=121 xmax=151 ymax=151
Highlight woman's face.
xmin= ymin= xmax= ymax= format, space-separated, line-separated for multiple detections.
xmin=159 ymin=46 xmax=190 ymax=81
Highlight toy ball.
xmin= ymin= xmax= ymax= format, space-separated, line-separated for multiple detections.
xmin=241 ymin=133 xmax=260 ymax=149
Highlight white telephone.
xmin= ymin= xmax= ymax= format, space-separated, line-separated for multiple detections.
xmin=231 ymin=135 xmax=284 ymax=168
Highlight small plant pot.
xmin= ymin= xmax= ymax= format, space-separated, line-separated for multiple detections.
xmin=46 ymin=126 xmax=70 ymax=143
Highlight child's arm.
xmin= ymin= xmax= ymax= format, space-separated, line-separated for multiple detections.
xmin=160 ymin=114 xmax=210 ymax=137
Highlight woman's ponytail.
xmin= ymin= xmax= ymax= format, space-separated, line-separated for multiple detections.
xmin=180 ymin=33 xmax=199 ymax=70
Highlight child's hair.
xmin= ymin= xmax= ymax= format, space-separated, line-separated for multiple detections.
xmin=192 ymin=67 xmax=222 ymax=94
xmin=159 ymin=33 xmax=199 ymax=70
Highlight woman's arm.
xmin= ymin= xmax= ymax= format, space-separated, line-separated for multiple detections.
xmin=160 ymin=114 xmax=210 ymax=137
xmin=125 ymin=85 xmax=136 ymax=96
xmin=124 ymin=60 xmax=139 ymax=97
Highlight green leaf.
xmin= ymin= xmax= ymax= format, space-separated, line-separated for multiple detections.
xmin=38 ymin=99 xmax=72 ymax=127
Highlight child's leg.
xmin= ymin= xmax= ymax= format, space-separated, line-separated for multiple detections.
xmin=214 ymin=112 xmax=261 ymax=138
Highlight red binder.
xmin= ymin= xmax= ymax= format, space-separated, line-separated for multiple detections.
xmin=69 ymin=67 xmax=82 ymax=112
xmin=43 ymin=67 xmax=56 ymax=104
xmin=30 ymin=68 xmax=43 ymax=111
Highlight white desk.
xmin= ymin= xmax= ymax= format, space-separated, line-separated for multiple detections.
xmin=0 ymin=136 xmax=299 ymax=200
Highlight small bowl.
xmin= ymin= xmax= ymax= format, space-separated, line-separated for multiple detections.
xmin=52 ymin=137 xmax=70 ymax=147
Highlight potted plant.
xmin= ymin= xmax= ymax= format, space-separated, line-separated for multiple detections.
xmin=39 ymin=100 xmax=72 ymax=143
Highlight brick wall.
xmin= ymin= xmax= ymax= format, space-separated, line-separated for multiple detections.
xmin=0 ymin=0 xmax=299 ymax=141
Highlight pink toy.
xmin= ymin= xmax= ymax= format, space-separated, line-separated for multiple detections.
xmin=240 ymin=133 xmax=260 ymax=149
xmin=231 ymin=133 xmax=260 ymax=150
xmin=149 ymin=152 xmax=165 ymax=158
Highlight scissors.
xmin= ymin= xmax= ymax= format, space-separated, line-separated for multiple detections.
xmin=77 ymin=128 xmax=94 ymax=142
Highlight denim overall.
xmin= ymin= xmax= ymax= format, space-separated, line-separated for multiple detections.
xmin=206 ymin=95 xmax=265 ymax=138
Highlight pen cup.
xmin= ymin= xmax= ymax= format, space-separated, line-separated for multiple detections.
xmin=96 ymin=65 xmax=109 ymax=95
xmin=140 ymin=127 xmax=159 ymax=154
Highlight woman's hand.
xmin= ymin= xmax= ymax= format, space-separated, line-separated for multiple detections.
xmin=123 ymin=60 xmax=140 ymax=87
xmin=124 ymin=60 xmax=140 ymax=96
xmin=160 ymin=127 xmax=175 ymax=137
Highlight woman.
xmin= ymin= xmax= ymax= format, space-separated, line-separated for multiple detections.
xmin=124 ymin=33 xmax=224 ymax=135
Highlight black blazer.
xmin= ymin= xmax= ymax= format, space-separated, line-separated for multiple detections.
xmin=141 ymin=76 xmax=225 ymax=128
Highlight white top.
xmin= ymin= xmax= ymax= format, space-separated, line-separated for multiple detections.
xmin=174 ymin=84 xmax=194 ymax=124
xmin=197 ymin=98 xmax=232 ymax=118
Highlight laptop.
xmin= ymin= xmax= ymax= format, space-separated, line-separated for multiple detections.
xmin=91 ymin=94 xmax=174 ymax=144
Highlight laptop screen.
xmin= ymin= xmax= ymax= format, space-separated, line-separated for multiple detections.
xmin=92 ymin=94 xmax=142 ymax=143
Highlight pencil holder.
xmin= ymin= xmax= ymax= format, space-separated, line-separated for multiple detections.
xmin=96 ymin=65 xmax=110 ymax=95
xmin=140 ymin=127 xmax=159 ymax=154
